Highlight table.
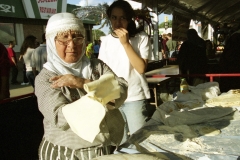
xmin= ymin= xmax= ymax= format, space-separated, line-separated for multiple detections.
xmin=145 ymin=65 xmax=179 ymax=107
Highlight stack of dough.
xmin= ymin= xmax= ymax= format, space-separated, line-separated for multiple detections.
xmin=206 ymin=89 xmax=240 ymax=107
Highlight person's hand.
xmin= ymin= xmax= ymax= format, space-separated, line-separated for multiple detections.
xmin=50 ymin=74 xmax=90 ymax=89
xmin=114 ymin=28 xmax=129 ymax=46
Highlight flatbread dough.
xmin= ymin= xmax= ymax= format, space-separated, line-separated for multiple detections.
xmin=206 ymin=91 xmax=240 ymax=107
xmin=62 ymin=96 xmax=105 ymax=143
xmin=62 ymin=74 xmax=121 ymax=142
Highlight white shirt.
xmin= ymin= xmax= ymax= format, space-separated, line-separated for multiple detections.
xmin=99 ymin=31 xmax=155 ymax=102
xmin=23 ymin=48 xmax=35 ymax=72
xmin=31 ymin=44 xmax=47 ymax=71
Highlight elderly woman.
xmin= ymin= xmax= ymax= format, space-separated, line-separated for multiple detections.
xmin=35 ymin=13 xmax=128 ymax=159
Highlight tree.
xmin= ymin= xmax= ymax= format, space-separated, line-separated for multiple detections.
xmin=92 ymin=29 xmax=106 ymax=40
xmin=158 ymin=20 xmax=172 ymax=28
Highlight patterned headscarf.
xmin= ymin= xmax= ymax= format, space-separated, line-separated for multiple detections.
xmin=43 ymin=12 xmax=91 ymax=78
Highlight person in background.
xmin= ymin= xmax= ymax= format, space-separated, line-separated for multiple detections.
xmin=19 ymin=35 xmax=38 ymax=88
xmin=205 ymin=40 xmax=216 ymax=59
xmin=0 ymin=42 xmax=10 ymax=100
xmin=178 ymin=29 xmax=208 ymax=86
xmin=166 ymin=33 xmax=178 ymax=58
xmin=98 ymin=0 xmax=155 ymax=144
xmin=93 ymin=40 xmax=100 ymax=58
xmin=86 ymin=42 xmax=93 ymax=59
xmin=161 ymin=33 xmax=169 ymax=59
xmin=7 ymin=41 xmax=19 ymax=84
xmin=31 ymin=33 xmax=47 ymax=77
xmin=19 ymin=57 xmax=29 ymax=86
xmin=35 ymin=12 xmax=127 ymax=159
xmin=158 ymin=35 xmax=163 ymax=60
xmin=219 ymin=24 xmax=240 ymax=92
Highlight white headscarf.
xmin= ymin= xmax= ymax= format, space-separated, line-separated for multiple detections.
xmin=43 ymin=12 xmax=91 ymax=79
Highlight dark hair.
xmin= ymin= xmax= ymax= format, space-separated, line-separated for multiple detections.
xmin=20 ymin=35 xmax=37 ymax=55
xmin=42 ymin=33 xmax=46 ymax=42
xmin=107 ymin=0 xmax=141 ymax=37
xmin=9 ymin=41 xmax=14 ymax=45
xmin=187 ymin=29 xmax=199 ymax=40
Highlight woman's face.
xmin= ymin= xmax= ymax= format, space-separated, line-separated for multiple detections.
xmin=55 ymin=32 xmax=84 ymax=63
xmin=110 ymin=7 xmax=129 ymax=30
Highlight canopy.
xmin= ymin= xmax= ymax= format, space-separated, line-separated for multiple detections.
xmin=133 ymin=0 xmax=240 ymax=29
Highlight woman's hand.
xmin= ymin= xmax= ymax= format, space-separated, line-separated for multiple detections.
xmin=114 ymin=28 xmax=147 ymax=74
xmin=50 ymin=74 xmax=91 ymax=88
xmin=114 ymin=28 xmax=129 ymax=46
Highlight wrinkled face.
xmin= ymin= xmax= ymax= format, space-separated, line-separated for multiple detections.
xmin=110 ymin=7 xmax=129 ymax=30
xmin=55 ymin=32 xmax=84 ymax=63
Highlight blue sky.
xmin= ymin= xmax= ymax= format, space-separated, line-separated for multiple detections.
xmin=67 ymin=0 xmax=172 ymax=34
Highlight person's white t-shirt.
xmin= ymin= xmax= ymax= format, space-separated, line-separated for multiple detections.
xmin=99 ymin=31 xmax=155 ymax=102
xmin=23 ymin=48 xmax=35 ymax=72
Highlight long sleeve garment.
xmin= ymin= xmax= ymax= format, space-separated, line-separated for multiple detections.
xmin=35 ymin=58 xmax=128 ymax=150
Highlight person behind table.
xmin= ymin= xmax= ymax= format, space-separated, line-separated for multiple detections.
xmin=93 ymin=40 xmax=100 ymax=58
xmin=35 ymin=12 xmax=128 ymax=159
xmin=7 ymin=41 xmax=19 ymax=84
xmin=219 ymin=23 xmax=240 ymax=92
xmin=166 ymin=33 xmax=178 ymax=58
xmin=31 ymin=33 xmax=47 ymax=77
xmin=98 ymin=0 xmax=155 ymax=143
xmin=161 ymin=33 xmax=169 ymax=59
xmin=205 ymin=40 xmax=216 ymax=59
xmin=0 ymin=42 xmax=10 ymax=100
xmin=19 ymin=35 xmax=38 ymax=88
xmin=177 ymin=29 xmax=208 ymax=85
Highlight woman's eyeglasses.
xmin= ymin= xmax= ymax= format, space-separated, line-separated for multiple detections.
xmin=55 ymin=37 xmax=85 ymax=46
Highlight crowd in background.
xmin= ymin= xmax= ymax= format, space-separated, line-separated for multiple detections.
xmin=0 ymin=33 xmax=47 ymax=100
xmin=0 ymin=0 xmax=240 ymax=159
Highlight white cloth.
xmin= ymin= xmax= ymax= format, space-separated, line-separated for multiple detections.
xmin=62 ymin=74 xmax=121 ymax=142
xmin=43 ymin=12 xmax=89 ymax=79
xmin=152 ymin=101 xmax=235 ymax=126
xmin=189 ymin=82 xmax=220 ymax=100
xmin=31 ymin=44 xmax=47 ymax=71
xmin=99 ymin=32 xmax=155 ymax=102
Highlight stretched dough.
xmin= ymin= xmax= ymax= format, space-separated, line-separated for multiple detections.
xmin=62 ymin=96 xmax=105 ymax=143
xmin=62 ymin=74 xmax=121 ymax=142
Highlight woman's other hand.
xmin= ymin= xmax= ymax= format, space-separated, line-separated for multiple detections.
xmin=50 ymin=74 xmax=90 ymax=88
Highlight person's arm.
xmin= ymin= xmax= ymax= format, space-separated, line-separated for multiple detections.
xmin=35 ymin=69 xmax=71 ymax=130
xmin=31 ymin=49 xmax=38 ymax=77
xmin=50 ymin=74 xmax=91 ymax=89
xmin=32 ymin=67 xmax=38 ymax=77
xmin=114 ymin=28 xmax=147 ymax=74
xmin=8 ymin=49 xmax=17 ymax=66
xmin=19 ymin=54 xmax=23 ymax=61
xmin=11 ymin=57 xmax=17 ymax=66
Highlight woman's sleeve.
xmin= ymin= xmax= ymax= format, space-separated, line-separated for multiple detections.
xmin=98 ymin=36 xmax=107 ymax=62
xmin=35 ymin=69 xmax=70 ymax=130
xmin=139 ymin=33 xmax=154 ymax=60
